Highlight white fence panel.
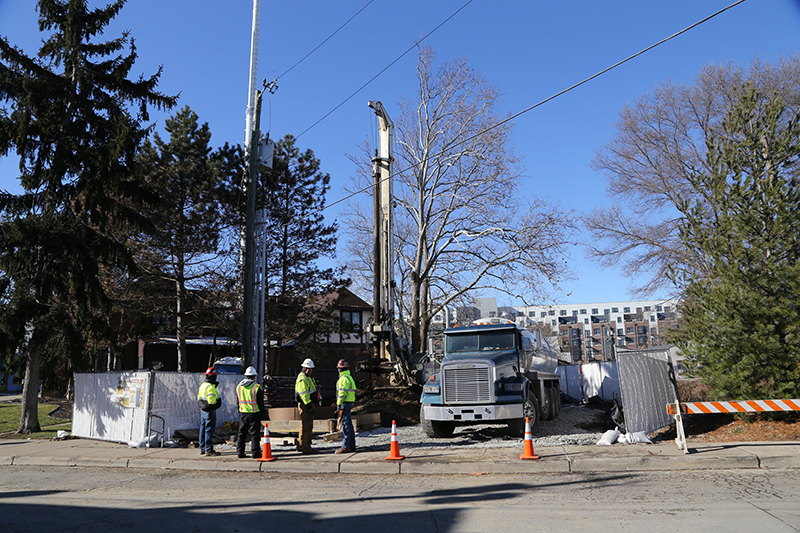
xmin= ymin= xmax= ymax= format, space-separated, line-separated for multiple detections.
xmin=74 ymin=371 xmax=244 ymax=444
xmin=556 ymin=362 xmax=620 ymax=403
xmin=73 ymin=372 xmax=151 ymax=442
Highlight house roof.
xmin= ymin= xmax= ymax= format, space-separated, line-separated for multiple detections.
xmin=334 ymin=287 xmax=371 ymax=310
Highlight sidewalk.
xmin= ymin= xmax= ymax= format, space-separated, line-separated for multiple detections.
xmin=1 ymin=437 xmax=798 ymax=474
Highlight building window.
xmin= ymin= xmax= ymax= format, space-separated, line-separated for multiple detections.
xmin=584 ymin=318 xmax=589 ymax=324
xmin=528 ymin=311 xmax=536 ymax=317
xmin=541 ymin=312 xmax=547 ymax=318
xmin=548 ymin=310 xmax=555 ymax=316
xmin=611 ymin=307 xmax=618 ymax=313
xmin=644 ymin=306 xmax=651 ymax=311
xmin=572 ymin=310 xmax=578 ymax=316
xmin=593 ymin=328 xmax=601 ymax=335
xmin=636 ymin=307 xmax=642 ymax=313
xmin=616 ymin=316 xmax=622 ymax=323
xmin=340 ymin=310 xmax=362 ymax=333
xmin=626 ymin=326 xmax=634 ymax=334
xmin=580 ymin=309 xmax=587 ymax=315
xmin=560 ymin=310 xmax=567 ymax=316
xmin=624 ymin=307 xmax=630 ymax=313
xmin=617 ymin=328 xmax=623 ymax=336
xmin=664 ymin=306 xmax=671 ymax=313
xmin=603 ymin=309 xmax=610 ymax=315
xmin=551 ymin=319 xmax=556 ymax=326
xmin=591 ymin=308 xmax=599 ymax=314
xmin=656 ymin=306 xmax=663 ymax=312
xmin=650 ymin=315 xmax=656 ymax=321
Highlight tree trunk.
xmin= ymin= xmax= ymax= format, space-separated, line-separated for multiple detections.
xmin=18 ymin=347 xmax=42 ymax=434
xmin=176 ymin=274 xmax=187 ymax=372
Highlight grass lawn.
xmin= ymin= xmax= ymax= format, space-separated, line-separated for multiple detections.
xmin=0 ymin=402 xmax=72 ymax=439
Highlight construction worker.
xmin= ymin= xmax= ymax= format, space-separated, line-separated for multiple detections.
xmin=197 ymin=367 xmax=222 ymax=456
xmin=236 ymin=366 xmax=265 ymax=459
xmin=295 ymin=358 xmax=317 ymax=454
xmin=335 ymin=359 xmax=357 ymax=453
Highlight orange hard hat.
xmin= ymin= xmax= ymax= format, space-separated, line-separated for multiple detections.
xmin=337 ymin=359 xmax=349 ymax=369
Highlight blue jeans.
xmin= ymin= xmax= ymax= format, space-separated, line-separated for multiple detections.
xmin=199 ymin=409 xmax=216 ymax=452
xmin=340 ymin=402 xmax=355 ymax=451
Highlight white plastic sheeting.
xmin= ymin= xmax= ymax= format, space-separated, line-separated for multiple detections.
xmin=556 ymin=361 xmax=620 ymax=403
xmin=616 ymin=348 xmax=678 ymax=434
xmin=73 ymin=371 xmax=245 ymax=444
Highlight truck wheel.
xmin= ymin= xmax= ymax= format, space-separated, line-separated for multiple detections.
xmin=420 ymin=404 xmax=455 ymax=438
xmin=508 ymin=390 xmax=540 ymax=437
xmin=540 ymin=384 xmax=554 ymax=421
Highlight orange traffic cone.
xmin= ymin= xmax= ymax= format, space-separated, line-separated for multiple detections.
xmin=519 ymin=417 xmax=539 ymax=460
xmin=385 ymin=420 xmax=406 ymax=460
xmin=257 ymin=422 xmax=276 ymax=462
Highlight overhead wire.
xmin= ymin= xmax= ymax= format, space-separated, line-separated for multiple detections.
xmin=321 ymin=0 xmax=748 ymax=213
xmin=295 ymin=0 xmax=475 ymax=141
xmin=275 ymin=0 xmax=376 ymax=82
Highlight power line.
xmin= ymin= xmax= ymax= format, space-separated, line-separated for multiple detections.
xmin=276 ymin=0 xmax=375 ymax=81
xmin=323 ymin=0 xmax=748 ymax=213
xmin=295 ymin=0 xmax=475 ymax=140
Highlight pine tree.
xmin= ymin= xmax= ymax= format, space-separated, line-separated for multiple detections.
xmin=0 ymin=0 xmax=175 ymax=432
xmin=673 ymin=86 xmax=800 ymax=400
xmin=138 ymin=106 xmax=238 ymax=371
xmin=260 ymin=135 xmax=347 ymax=370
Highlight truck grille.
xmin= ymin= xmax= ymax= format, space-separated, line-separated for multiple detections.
xmin=443 ymin=365 xmax=492 ymax=403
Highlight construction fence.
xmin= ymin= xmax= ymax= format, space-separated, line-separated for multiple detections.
xmin=73 ymin=371 xmax=244 ymax=445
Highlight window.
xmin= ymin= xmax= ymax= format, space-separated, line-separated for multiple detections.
xmin=611 ymin=307 xmax=618 ymax=313
xmin=656 ymin=306 xmax=663 ymax=312
xmin=623 ymin=307 xmax=630 ymax=313
xmin=650 ymin=315 xmax=656 ymax=321
xmin=617 ymin=328 xmax=623 ymax=336
xmin=548 ymin=310 xmax=555 ymax=316
xmin=593 ymin=328 xmax=601 ymax=335
xmin=626 ymin=327 xmax=633 ymax=334
xmin=528 ymin=311 xmax=536 ymax=317
xmin=636 ymin=307 xmax=642 ymax=313
xmin=591 ymin=308 xmax=598 ymax=314
xmin=584 ymin=318 xmax=589 ymax=324
xmin=541 ymin=311 xmax=547 ymax=318
xmin=664 ymin=306 xmax=671 ymax=313
xmin=603 ymin=309 xmax=610 ymax=315
xmin=644 ymin=306 xmax=651 ymax=311
xmin=616 ymin=316 xmax=622 ymax=323
xmin=580 ymin=309 xmax=587 ymax=315
xmin=340 ymin=310 xmax=362 ymax=333
xmin=572 ymin=310 xmax=578 ymax=316
xmin=551 ymin=319 xmax=556 ymax=326
xmin=560 ymin=310 xmax=567 ymax=316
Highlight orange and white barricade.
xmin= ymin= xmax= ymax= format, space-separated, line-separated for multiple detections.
xmin=667 ymin=398 xmax=800 ymax=454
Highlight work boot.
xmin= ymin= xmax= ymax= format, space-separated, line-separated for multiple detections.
xmin=205 ymin=450 xmax=221 ymax=457
xmin=334 ymin=447 xmax=349 ymax=454
xmin=301 ymin=448 xmax=317 ymax=455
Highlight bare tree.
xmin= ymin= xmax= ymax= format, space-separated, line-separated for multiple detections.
xmin=344 ymin=47 xmax=574 ymax=354
xmin=585 ymin=55 xmax=800 ymax=296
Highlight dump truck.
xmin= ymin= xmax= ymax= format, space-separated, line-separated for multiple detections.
xmin=420 ymin=319 xmax=561 ymax=437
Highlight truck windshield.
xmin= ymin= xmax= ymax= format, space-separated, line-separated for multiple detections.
xmin=446 ymin=331 xmax=516 ymax=353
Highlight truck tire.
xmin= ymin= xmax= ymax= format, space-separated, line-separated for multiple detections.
xmin=507 ymin=389 xmax=540 ymax=437
xmin=540 ymin=383 xmax=554 ymax=421
xmin=551 ymin=386 xmax=561 ymax=418
xmin=420 ymin=404 xmax=455 ymax=438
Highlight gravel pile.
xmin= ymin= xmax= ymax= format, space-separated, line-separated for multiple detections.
xmin=307 ymin=405 xmax=608 ymax=452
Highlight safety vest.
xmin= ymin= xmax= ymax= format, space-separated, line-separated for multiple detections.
xmin=198 ymin=381 xmax=220 ymax=404
xmin=336 ymin=370 xmax=356 ymax=406
xmin=236 ymin=382 xmax=261 ymax=413
xmin=295 ymin=372 xmax=316 ymax=405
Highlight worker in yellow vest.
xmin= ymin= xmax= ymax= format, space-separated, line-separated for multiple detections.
xmin=335 ymin=359 xmax=357 ymax=453
xmin=197 ymin=367 xmax=222 ymax=456
xmin=295 ymin=358 xmax=318 ymax=454
xmin=236 ymin=366 xmax=265 ymax=459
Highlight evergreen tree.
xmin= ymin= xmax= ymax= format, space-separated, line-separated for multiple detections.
xmin=260 ymin=135 xmax=347 ymax=369
xmin=138 ymin=106 xmax=240 ymax=371
xmin=0 ymin=0 xmax=175 ymax=432
xmin=673 ymin=86 xmax=800 ymax=400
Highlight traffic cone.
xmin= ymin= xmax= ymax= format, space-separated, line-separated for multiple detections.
xmin=385 ymin=420 xmax=405 ymax=460
xmin=519 ymin=417 xmax=539 ymax=460
xmin=257 ymin=422 xmax=276 ymax=462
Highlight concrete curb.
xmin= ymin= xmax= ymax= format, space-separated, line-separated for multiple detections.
xmin=1 ymin=438 xmax=798 ymax=474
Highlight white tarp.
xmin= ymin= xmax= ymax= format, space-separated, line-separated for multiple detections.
xmin=556 ymin=361 xmax=620 ymax=403
xmin=73 ymin=371 xmax=245 ymax=444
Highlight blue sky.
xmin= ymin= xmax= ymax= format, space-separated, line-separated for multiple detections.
xmin=2 ymin=0 xmax=799 ymax=306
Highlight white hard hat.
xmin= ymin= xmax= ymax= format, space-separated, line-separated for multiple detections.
xmin=301 ymin=358 xmax=315 ymax=369
xmin=244 ymin=366 xmax=257 ymax=376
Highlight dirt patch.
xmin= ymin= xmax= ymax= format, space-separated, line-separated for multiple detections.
xmin=353 ymin=384 xmax=422 ymax=427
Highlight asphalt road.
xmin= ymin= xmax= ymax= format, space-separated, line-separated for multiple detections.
xmin=2 ymin=466 xmax=799 ymax=532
